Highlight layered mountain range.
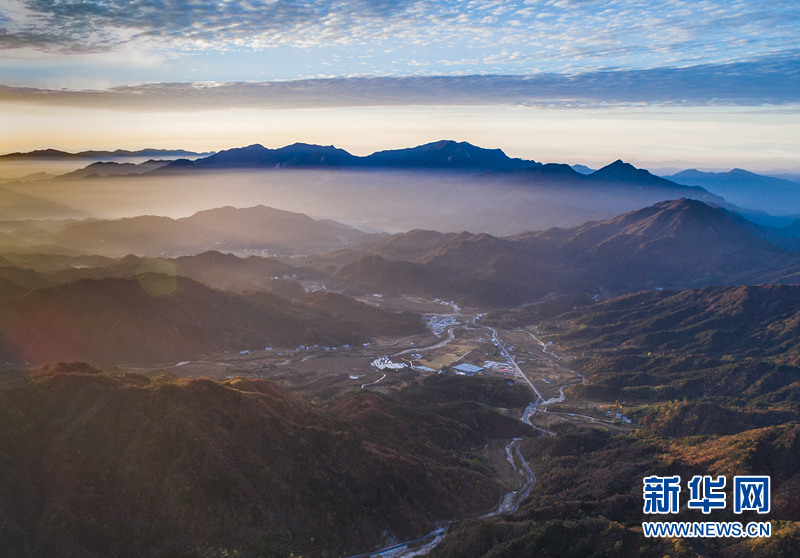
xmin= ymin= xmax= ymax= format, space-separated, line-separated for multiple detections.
xmin=1 ymin=198 xmax=800 ymax=365
xmin=149 ymin=143 xmax=728 ymax=216
xmin=6 ymin=140 xmax=799 ymax=235
xmin=156 ymin=140 xmax=536 ymax=171
xmin=2 ymin=141 xmax=800 ymax=556
xmin=332 ymin=198 xmax=800 ymax=305
xmin=666 ymin=167 xmax=800 ymax=219
xmin=6 ymin=198 xmax=798 ymax=303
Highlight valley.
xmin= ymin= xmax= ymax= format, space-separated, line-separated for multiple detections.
xmin=0 ymin=289 xmax=640 ymax=557
xmin=4 ymin=0 xmax=799 ymax=553
xmin=0 ymin=143 xmax=799 ymax=556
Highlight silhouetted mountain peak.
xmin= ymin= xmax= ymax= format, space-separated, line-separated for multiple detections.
xmin=590 ymin=198 xmax=771 ymax=252
xmin=273 ymin=142 xmax=359 ymax=166
xmin=593 ymin=159 xmax=640 ymax=177
xmin=278 ymin=142 xmax=341 ymax=153
xmin=422 ymin=139 xmax=481 ymax=154
xmin=590 ymin=159 xmax=686 ymax=189
xmin=169 ymin=142 xmax=361 ymax=169
xmin=239 ymin=143 xmax=267 ymax=152
xmin=160 ymin=140 xmax=540 ymax=172
xmin=187 ymin=144 xmax=275 ymax=168
xmin=363 ymin=139 xmax=537 ymax=170
xmin=0 ymin=148 xmax=73 ymax=160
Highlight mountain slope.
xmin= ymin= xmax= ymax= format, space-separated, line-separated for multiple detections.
xmin=523 ymin=198 xmax=781 ymax=290
xmin=551 ymin=284 xmax=800 ymax=359
xmin=0 ymin=275 xmax=423 ymax=365
xmin=46 ymin=251 xmax=306 ymax=295
xmin=461 ymin=284 xmax=800 ymax=557
xmin=335 ymin=199 xmax=800 ymax=306
xmin=50 ymin=205 xmax=375 ymax=257
xmin=0 ymin=370 xmax=526 ymax=557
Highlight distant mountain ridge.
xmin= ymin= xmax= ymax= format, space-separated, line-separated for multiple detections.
xmin=489 ymin=159 xmax=716 ymax=194
xmin=182 ymin=142 xmax=360 ymax=169
xmin=363 ymin=140 xmax=535 ymax=169
xmin=159 ymin=140 xmax=538 ymax=171
xmin=665 ymin=168 xmax=800 ymax=216
xmin=12 ymin=140 xmax=743 ymax=235
xmin=6 ymin=199 xmax=796 ymax=308
xmin=4 ymin=140 xmax=792 ymax=239
xmin=58 ymin=160 xmax=171 ymax=179
xmin=0 ymin=148 xmax=210 ymax=160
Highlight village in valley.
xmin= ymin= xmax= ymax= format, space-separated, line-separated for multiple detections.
xmin=149 ymin=293 xmax=634 ymax=433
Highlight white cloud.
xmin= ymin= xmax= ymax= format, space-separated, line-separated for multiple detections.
xmin=0 ymin=0 xmax=797 ymax=89
xmin=1 ymin=52 xmax=798 ymax=111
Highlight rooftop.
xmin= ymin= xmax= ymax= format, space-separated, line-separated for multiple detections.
xmin=453 ymin=363 xmax=485 ymax=374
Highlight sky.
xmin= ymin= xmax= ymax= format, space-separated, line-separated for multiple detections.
xmin=1 ymin=0 xmax=799 ymax=171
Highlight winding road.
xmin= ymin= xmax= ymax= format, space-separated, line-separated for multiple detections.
xmin=361 ymin=372 xmax=387 ymax=389
xmin=347 ymin=315 xmax=594 ymax=557
xmin=516 ymin=328 xmax=563 ymax=360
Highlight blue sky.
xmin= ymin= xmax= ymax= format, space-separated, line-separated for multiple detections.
xmin=1 ymin=0 xmax=799 ymax=170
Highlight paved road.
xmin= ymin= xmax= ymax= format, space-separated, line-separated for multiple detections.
xmin=482 ymin=325 xmax=543 ymax=403
xmin=347 ymin=313 xmax=601 ymax=557
xmin=361 ymin=372 xmax=387 ymax=389
xmin=516 ymin=328 xmax=563 ymax=360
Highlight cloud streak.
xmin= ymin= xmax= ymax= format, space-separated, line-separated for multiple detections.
xmin=2 ymin=1 xmax=419 ymax=51
xmin=2 ymin=52 xmax=798 ymax=111
xmin=1 ymin=0 xmax=798 ymax=80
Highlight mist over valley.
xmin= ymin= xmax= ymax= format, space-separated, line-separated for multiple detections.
xmin=0 ymin=140 xmax=756 ymax=234
xmin=1 ymin=140 xmax=800 ymax=557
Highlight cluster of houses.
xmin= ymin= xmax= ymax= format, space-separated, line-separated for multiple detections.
xmin=370 ymin=356 xmax=407 ymax=370
xmin=604 ymin=410 xmax=633 ymax=424
xmin=425 ymin=315 xmax=457 ymax=335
